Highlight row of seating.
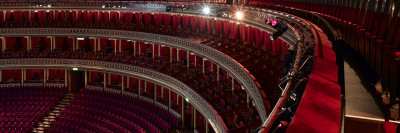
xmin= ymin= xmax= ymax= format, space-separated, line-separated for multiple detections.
xmin=0 ymin=9 xmax=288 ymax=131
xmin=250 ymin=0 xmax=400 ymax=102
xmin=0 ymin=45 xmax=264 ymax=131
xmin=247 ymin=1 xmax=344 ymax=133
xmin=46 ymin=89 xmax=178 ymax=132
xmin=0 ymin=86 xmax=66 ymax=132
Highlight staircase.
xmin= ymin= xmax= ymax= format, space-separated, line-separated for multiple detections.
xmin=33 ymin=93 xmax=75 ymax=133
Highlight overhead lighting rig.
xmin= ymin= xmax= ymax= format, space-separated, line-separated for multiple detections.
xmin=29 ymin=2 xmax=51 ymax=8
xmin=101 ymin=3 xmax=128 ymax=9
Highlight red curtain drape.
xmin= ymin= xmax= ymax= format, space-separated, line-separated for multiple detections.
xmin=65 ymin=11 xmax=71 ymax=22
xmin=194 ymin=16 xmax=199 ymax=30
xmin=177 ymin=15 xmax=182 ymax=28
xmin=179 ymin=50 xmax=186 ymax=59
xmin=77 ymin=11 xmax=83 ymax=22
xmin=255 ymin=28 xmax=261 ymax=50
xmin=83 ymin=11 xmax=89 ymax=22
xmin=126 ymin=12 xmax=133 ymax=24
xmin=140 ymin=42 xmax=146 ymax=53
xmin=154 ymin=13 xmax=160 ymax=25
xmin=210 ymin=18 xmax=215 ymax=34
xmin=199 ymin=17 xmax=206 ymax=32
xmin=30 ymin=11 xmax=35 ymax=22
xmin=57 ymin=11 xmax=65 ymax=22
xmin=135 ymin=12 xmax=142 ymax=24
xmin=23 ymin=11 xmax=30 ymax=22
xmin=182 ymin=15 xmax=189 ymax=29
xmin=0 ymin=11 xmax=3 ymax=22
xmin=121 ymin=40 xmax=127 ymax=50
xmin=158 ymin=14 xmax=164 ymax=26
xmin=119 ymin=12 xmax=125 ymax=23
xmin=71 ymin=11 xmax=77 ymax=22
xmin=239 ymin=24 xmax=245 ymax=41
xmin=31 ymin=37 xmax=41 ymax=48
xmin=223 ymin=20 xmax=231 ymax=38
xmin=190 ymin=16 xmax=196 ymax=30
xmin=172 ymin=15 xmax=178 ymax=28
xmin=49 ymin=69 xmax=64 ymax=80
xmin=163 ymin=14 xmax=171 ymax=26
xmin=109 ymin=12 xmax=115 ymax=23
xmin=216 ymin=19 xmax=222 ymax=35
xmin=144 ymin=13 xmax=152 ymax=25
xmin=247 ymin=26 xmax=255 ymax=45
xmin=230 ymin=22 xmax=238 ymax=39
xmin=6 ymin=37 xmax=16 ymax=50
xmin=117 ymin=12 xmax=122 ymax=23
xmin=129 ymin=77 xmax=138 ymax=88
xmin=26 ymin=69 xmax=44 ymax=80
xmin=38 ymin=11 xmax=47 ymax=22
xmin=272 ymin=38 xmax=282 ymax=56
xmin=264 ymin=31 xmax=272 ymax=53
xmin=55 ymin=37 xmax=64 ymax=49
xmin=94 ymin=11 xmax=100 ymax=22
xmin=258 ymin=30 xmax=264 ymax=52
xmin=88 ymin=11 xmax=94 ymax=22
xmin=100 ymin=38 xmax=108 ymax=50
xmin=49 ymin=11 xmax=55 ymax=21
xmin=104 ymin=12 xmax=109 ymax=23
xmin=99 ymin=12 xmax=104 ymax=23
xmin=281 ymin=40 xmax=289 ymax=56
xmin=160 ymin=46 xmax=169 ymax=57
xmin=206 ymin=18 xmax=211 ymax=34
xmin=5 ymin=11 xmax=11 ymax=22
xmin=13 ymin=11 xmax=23 ymax=23
xmin=114 ymin=12 xmax=120 ymax=23
xmin=172 ymin=48 xmax=177 ymax=58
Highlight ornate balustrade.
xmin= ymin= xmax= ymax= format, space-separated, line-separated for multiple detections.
xmin=0 ymin=28 xmax=269 ymax=123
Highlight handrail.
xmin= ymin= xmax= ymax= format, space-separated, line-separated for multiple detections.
xmin=258 ymin=38 xmax=303 ymax=133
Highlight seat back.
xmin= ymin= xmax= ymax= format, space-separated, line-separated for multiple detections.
xmin=376 ymin=14 xmax=391 ymax=38
xmin=370 ymin=12 xmax=384 ymax=33
xmin=362 ymin=10 xmax=375 ymax=29
xmin=384 ymin=17 xmax=400 ymax=42
xmin=355 ymin=9 xmax=367 ymax=25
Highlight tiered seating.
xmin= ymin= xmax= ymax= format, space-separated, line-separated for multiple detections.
xmin=47 ymin=89 xmax=178 ymax=133
xmin=0 ymin=86 xmax=65 ymax=132
xmin=249 ymin=0 xmax=400 ymax=102
xmin=245 ymin=1 xmax=344 ymax=132
xmin=0 ymin=9 xmax=291 ymax=131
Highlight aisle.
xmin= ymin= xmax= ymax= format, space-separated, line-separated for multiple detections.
xmin=344 ymin=60 xmax=383 ymax=119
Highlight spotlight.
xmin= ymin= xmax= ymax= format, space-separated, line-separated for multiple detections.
xmin=102 ymin=5 xmax=105 ymax=8
xmin=270 ymin=27 xmax=287 ymax=41
xmin=235 ymin=11 xmax=243 ymax=20
xmin=203 ymin=7 xmax=210 ymax=14
xmin=271 ymin=20 xmax=277 ymax=26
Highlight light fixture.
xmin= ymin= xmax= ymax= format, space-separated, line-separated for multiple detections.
xmin=203 ymin=7 xmax=210 ymax=14
xmin=271 ymin=20 xmax=277 ymax=26
xmin=235 ymin=11 xmax=243 ymax=20
xmin=270 ymin=27 xmax=287 ymax=41
xmin=77 ymin=37 xmax=84 ymax=41
xmin=185 ymin=98 xmax=190 ymax=102
xmin=102 ymin=5 xmax=105 ymax=8
xmin=72 ymin=68 xmax=78 ymax=71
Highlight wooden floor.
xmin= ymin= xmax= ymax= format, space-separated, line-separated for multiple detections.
xmin=343 ymin=53 xmax=386 ymax=133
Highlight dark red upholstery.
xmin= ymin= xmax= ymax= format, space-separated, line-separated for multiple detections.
xmin=286 ymin=74 xmax=341 ymax=133
xmin=383 ymin=122 xmax=398 ymax=133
